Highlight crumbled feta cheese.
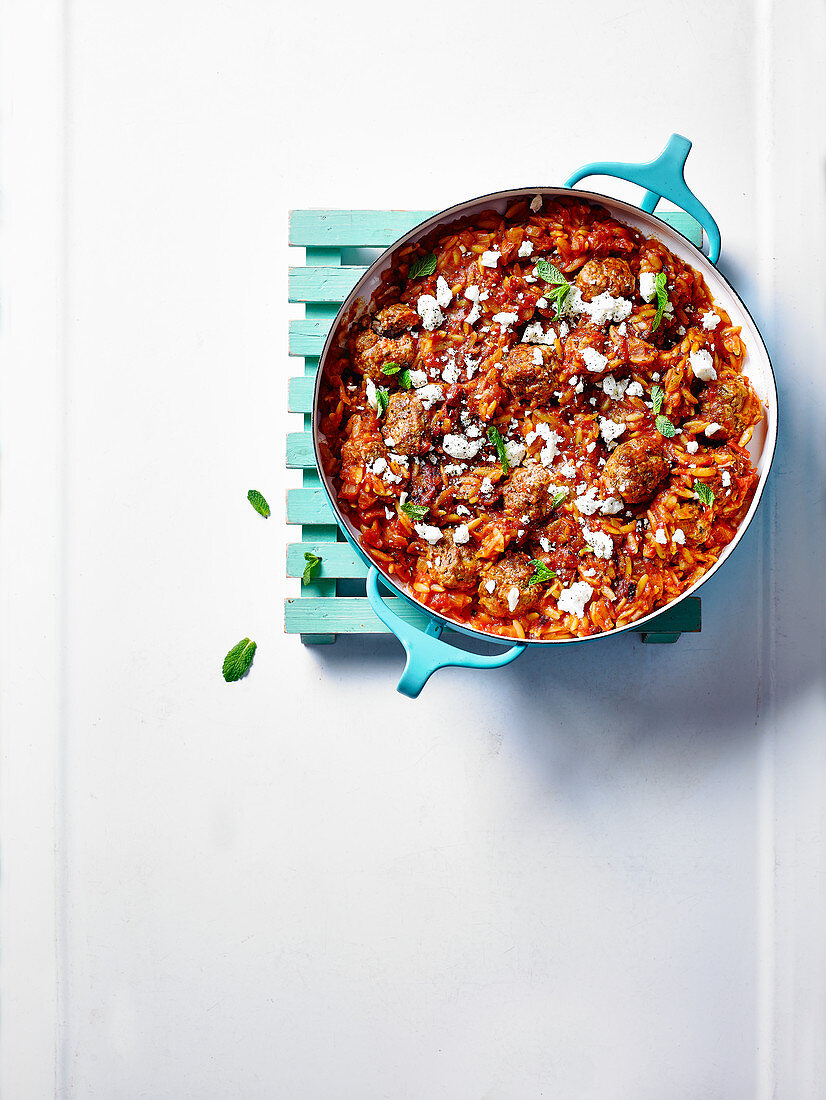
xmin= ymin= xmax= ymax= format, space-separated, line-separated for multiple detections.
xmin=654 ymin=528 xmax=668 ymax=545
xmin=507 ymin=586 xmax=520 ymax=613
xmin=705 ymin=422 xmax=722 ymax=437
xmin=532 ymin=346 xmax=544 ymax=366
xmin=518 ymin=240 xmax=534 ymax=257
xmin=685 ymin=439 xmax=699 ymax=453
xmin=521 ymin=321 xmax=554 ymax=345
xmin=414 ymin=523 xmax=442 ymax=544
xmin=443 ymin=434 xmax=484 ymax=460
xmin=575 ymin=487 xmax=601 ymax=515
xmin=602 ymin=374 xmax=629 ymax=401
xmin=616 ymin=321 xmax=627 ymax=336
xmin=435 ymin=275 xmax=453 ymax=309
xmin=485 ymin=578 xmax=496 ymax=593
xmin=557 ymin=580 xmax=594 ymax=618
xmin=442 ymin=360 xmax=460 ymax=384
xmin=582 ymin=292 xmax=633 ymax=326
xmin=721 ymin=470 xmax=731 ymax=487
xmin=690 ymin=348 xmax=717 ymax=382
xmin=537 ymin=297 xmax=548 ymax=309
xmin=539 ymin=536 xmax=551 ymax=552
xmin=652 ymin=372 xmax=661 ymax=382
xmin=480 ymin=250 xmax=500 ymax=268
xmin=530 ymin=194 xmax=543 ymax=213
xmin=673 ymin=528 xmax=686 ymax=545
xmin=466 ymin=425 xmax=481 ymax=439
xmin=493 ymin=311 xmax=519 ymax=330
xmin=558 ymin=461 xmax=577 ymax=478
xmin=442 ymin=463 xmax=463 ymax=476
xmin=416 ymin=384 xmax=444 ymax=410
xmin=599 ymin=417 xmax=626 ymax=446
xmin=639 ymin=271 xmax=657 ymax=302
xmin=625 ymin=381 xmax=644 ymax=398
xmin=385 ymin=507 xmax=394 ymax=520
xmin=583 ymin=528 xmax=614 ymax=559
xmin=453 ymin=524 xmax=470 ymax=545
xmin=504 ymin=439 xmax=527 ymax=467
xmin=408 ymin=371 xmax=428 ymax=390
xmin=416 ymin=294 xmax=444 ymax=331
xmin=464 ymin=285 xmax=483 ymax=326
xmin=480 ymin=477 xmax=494 ymax=495
xmin=702 ymin=311 xmax=721 ymax=331
xmin=582 ymin=347 xmax=609 ymax=374
xmin=369 ymin=456 xmax=387 ymax=476
xmin=600 ymin=497 xmax=623 ymax=515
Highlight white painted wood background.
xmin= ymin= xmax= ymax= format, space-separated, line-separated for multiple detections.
xmin=1 ymin=1 xmax=824 ymax=1096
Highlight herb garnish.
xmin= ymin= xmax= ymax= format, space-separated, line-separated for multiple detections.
xmin=535 ymin=259 xmax=572 ymax=317
xmin=376 ymin=387 xmax=390 ymax=416
xmin=550 ymin=489 xmax=568 ymax=510
xmin=401 ymin=501 xmax=428 ymax=523
xmin=247 ymin=489 xmax=270 ymax=518
xmin=652 ymin=271 xmax=669 ymax=331
xmin=381 ymin=363 xmax=400 ymax=375
xmin=655 ymin=415 xmax=677 ymax=438
xmin=651 ymin=384 xmax=665 ymax=415
xmin=487 ymin=424 xmax=510 ymax=473
xmin=528 ymin=560 xmax=557 ymax=586
xmin=381 ymin=363 xmax=411 ymax=389
xmin=302 ymin=551 xmax=322 ymax=584
xmin=222 ymin=638 xmax=257 ymax=682
xmin=694 ymin=480 xmax=714 ymax=506
xmin=408 ymin=253 xmax=438 ymax=280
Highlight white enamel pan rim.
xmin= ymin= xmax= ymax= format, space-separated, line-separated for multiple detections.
xmin=312 ymin=185 xmax=778 ymax=646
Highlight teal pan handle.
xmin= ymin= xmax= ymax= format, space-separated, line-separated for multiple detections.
xmin=566 ymin=133 xmax=721 ymax=266
xmin=366 ymin=567 xmax=526 ymax=698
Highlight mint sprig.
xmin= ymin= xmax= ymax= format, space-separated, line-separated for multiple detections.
xmin=381 ymin=362 xmax=400 ymax=375
xmin=376 ymin=387 xmax=390 ymax=416
xmin=528 ymin=559 xmax=557 ymax=586
xmin=381 ymin=363 xmax=411 ymax=389
xmin=401 ymin=501 xmax=428 ymax=523
xmin=302 ymin=551 xmax=322 ymax=584
xmin=652 ymin=271 xmax=669 ymax=331
xmin=550 ymin=489 xmax=568 ymax=510
xmin=222 ymin=638 xmax=257 ymax=682
xmin=655 ymin=415 xmax=676 ymax=438
xmin=651 ymin=384 xmax=665 ymax=416
xmin=535 ymin=260 xmax=571 ymax=317
xmin=247 ymin=489 xmax=270 ymax=518
xmin=487 ymin=425 xmax=509 ymax=473
xmin=694 ymin=480 xmax=714 ymax=506
xmin=408 ymin=253 xmax=437 ymax=280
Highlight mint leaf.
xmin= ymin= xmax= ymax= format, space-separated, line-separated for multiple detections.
xmin=655 ymin=414 xmax=676 ymax=438
xmin=222 ymin=638 xmax=256 ymax=682
xmin=408 ymin=253 xmax=437 ymax=280
xmin=401 ymin=501 xmax=428 ymax=522
xmin=376 ymin=387 xmax=390 ymax=416
xmin=487 ymin=424 xmax=509 ymax=473
xmin=651 ymin=384 xmax=665 ymax=416
xmin=552 ymin=283 xmax=571 ymax=318
xmin=381 ymin=362 xmax=400 ymax=375
xmin=247 ymin=489 xmax=270 ymax=518
xmin=550 ymin=489 xmax=568 ymax=510
xmin=535 ymin=260 xmax=568 ymax=286
xmin=302 ymin=551 xmax=322 ymax=584
xmin=398 ymin=369 xmax=412 ymax=390
xmin=652 ymin=271 xmax=669 ymax=331
xmin=694 ymin=480 xmax=714 ymax=506
xmin=528 ymin=559 xmax=557 ymax=586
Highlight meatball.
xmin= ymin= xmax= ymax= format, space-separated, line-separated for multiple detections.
xmin=371 ymin=303 xmax=418 ymax=337
xmin=501 ymin=344 xmax=562 ymax=405
xmin=340 ymin=417 xmax=387 ymax=468
xmin=602 ymin=436 xmax=670 ymax=504
xmin=426 ymin=535 xmax=480 ymax=589
xmin=478 ymin=553 xmax=541 ymax=618
xmin=449 ymin=465 xmax=501 ymax=504
xmin=383 ymin=391 xmax=429 ymax=456
xmin=502 ymin=465 xmax=553 ymax=524
xmin=354 ymin=330 xmax=415 ymax=382
xmin=576 ymin=257 xmax=635 ymax=302
xmin=698 ymin=378 xmax=752 ymax=440
xmin=563 ymin=326 xmax=607 ymax=373
xmin=674 ymin=502 xmax=711 ymax=545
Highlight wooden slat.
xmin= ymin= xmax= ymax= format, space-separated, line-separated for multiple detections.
xmin=290 ymin=209 xmax=436 ymax=248
xmin=287 ymin=542 xmax=364 ymax=579
xmin=286 ymin=431 xmax=315 ymax=469
xmin=285 ymin=595 xmax=702 ymax=636
xmin=289 ymin=318 xmax=331 ymax=357
xmin=288 ymin=375 xmax=315 ymax=414
xmin=286 ymin=487 xmax=334 ymax=525
xmin=289 ymin=266 xmax=365 ymax=303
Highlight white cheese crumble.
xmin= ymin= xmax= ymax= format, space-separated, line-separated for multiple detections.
xmin=673 ymin=528 xmax=686 ymax=545
xmin=583 ymin=528 xmax=614 ymax=560
xmin=368 ymin=456 xmax=387 ymax=475
xmin=435 ymin=275 xmax=453 ymax=309
xmin=539 ymin=536 xmax=551 ymax=552
xmin=416 ymin=294 xmax=444 ymax=331
xmin=654 ymin=528 xmax=668 ymax=545
xmin=705 ymin=422 xmax=723 ymax=437
xmin=414 ymin=523 xmax=442 ymax=544
xmin=557 ymin=580 xmax=594 ymax=618
xmin=701 ymin=311 xmax=721 ymax=331
xmin=600 ymin=496 xmax=623 ymax=514
xmin=530 ymin=194 xmax=543 ymax=213
xmin=574 ymin=487 xmax=601 ymax=516
xmin=532 ymin=346 xmax=544 ymax=365
xmin=456 ymin=505 xmax=471 ymax=516
xmin=524 ymin=421 xmax=560 ymax=467
xmin=639 ymin=271 xmax=657 ymax=302
xmin=365 ymin=378 xmax=378 ymax=408
xmin=582 ymin=347 xmax=609 ymax=374
xmin=721 ymin=470 xmax=731 ymax=487
xmin=408 ymin=369 xmax=428 ymax=388
xmin=493 ymin=311 xmax=519 ymax=330
xmin=464 ymin=284 xmax=482 ymax=326
xmin=480 ymin=250 xmax=500 ymax=268
xmin=485 ymin=578 xmax=496 ymax=593
xmin=602 ymin=374 xmax=629 ymax=401
xmin=442 ymin=360 xmax=461 ymax=384
xmin=480 ymin=477 xmax=494 ymax=495
xmin=416 ymin=384 xmax=444 ymax=410
xmin=685 ymin=439 xmax=699 ymax=453
xmin=506 ymin=586 xmax=520 ymax=613
xmin=442 ymin=434 xmax=484 ymax=460
xmin=453 ymin=524 xmax=470 ymax=545
xmin=521 ymin=321 xmax=555 ymax=345
xmin=517 ymin=240 xmax=534 ymax=257
xmin=626 ymin=381 xmax=644 ymax=398
xmin=599 ymin=417 xmax=626 ymax=446
xmin=690 ymin=348 xmax=717 ymax=382
xmin=583 ymin=292 xmax=633 ymax=327
xmin=537 ymin=296 xmax=548 ymax=309
xmin=504 ymin=440 xmax=527 ymax=468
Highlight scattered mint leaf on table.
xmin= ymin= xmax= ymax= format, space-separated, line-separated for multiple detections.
xmin=222 ymin=638 xmax=256 ymax=682
xmin=247 ymin=489 xmax=270 ymax=518
xmin=302 ymin=552 xmax=322 ymax=584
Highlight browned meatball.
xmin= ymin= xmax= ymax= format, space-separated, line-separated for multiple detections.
xmin=563 ymin=326 xmax=606 ymax=372
xmin=674 ymin=502 xmax=711 ymax=545
xmin=602 ymin=436 xmax=670 ymax=504
xmin=426 ymin=535 xmax=480 ymax=588
xmin=698 ymin=378 xmax=752 ymax=440
xmin=501 ymin=344 xmax=562 ymax=405
xmin=340 ymin=417 xmax=387 ymax=468
xmin=576 ymin=258 xmax=635 ymax=301
xmin=371 ymin=303 xmax=418 ymax=337
xmin=478 ymin=553 xmax=541 ymax=618
xmin=502 ymin=465 xmax=553 ymax=524
xmin=354 ymin=331 xmax=415 ymax=382
xmin=383 ymin=391 xmax=429 ymax=456
xmin=449 ymin=465 xmax=501 ymax=504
